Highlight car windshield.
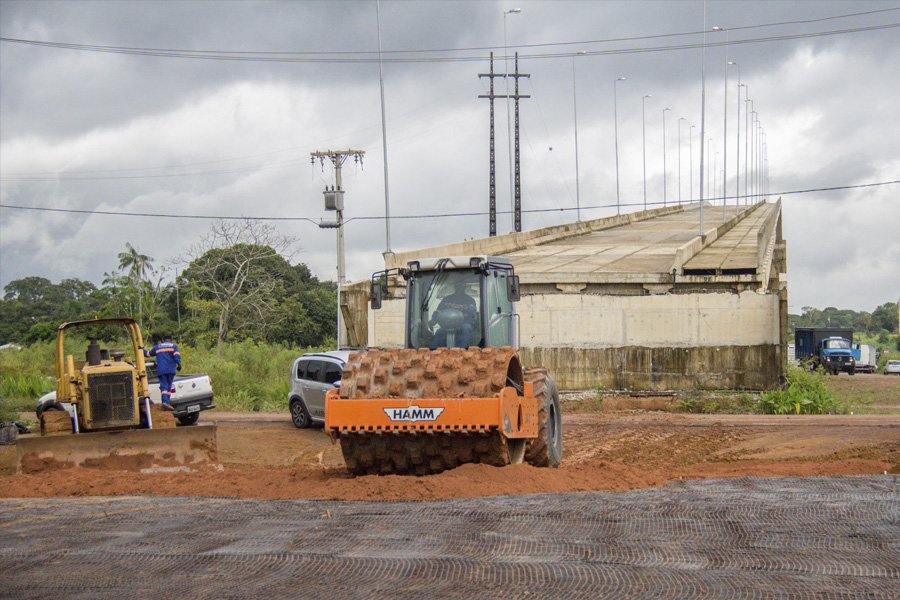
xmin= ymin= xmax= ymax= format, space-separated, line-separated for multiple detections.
xmin=823 ymin=339 xmax=850 ymax=350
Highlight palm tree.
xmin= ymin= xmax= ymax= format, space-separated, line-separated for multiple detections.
xmin=117 ymin=243 xmax=155 ymax=326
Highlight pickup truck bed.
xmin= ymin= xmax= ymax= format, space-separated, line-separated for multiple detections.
xmin=147 ymin=372 xmax=216 ymax=425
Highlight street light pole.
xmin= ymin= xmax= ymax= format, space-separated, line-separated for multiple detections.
xmin=376 ymin=0 xmax=392 ymax=252
xmin=753 ymin=122 xmax=759 ymax=202
xmin=572 ymin=51 xmax=585 ymax=222
xmin=662 ymin=107 xmax=671 ymax=206
xmin=713 ymin=150 xmax=719 ymax=202
xmin=699 ymin=15 xmax=712 ymax=235
xmin=614 ymin=77 xmax=626 ymax=215
xmin=745 ymin=96 xmax=752 ymax=204
xmin=729 ymin=61 xmax=741 ymax=216
xmin=678 ymin=117 xmax=685 ymax=205
xmin=690 ymin=125 xmax=696 ymax=201
xmin=737 ymin=81 xmax=745 ymax=208
xmin=503 ymin=7 xmax=521 ymax=232
xmin=750 ymin=109 xmax=757 ymax=202
xmin=707 ymin=138 xmax=712 ymax=206
xmin=759 ymin=128 xmax=765 ymax=201
xmin=642 ymin=94 xmax=652 ymax=210
xmin=718 ymin=27 xmax=728 ymax=222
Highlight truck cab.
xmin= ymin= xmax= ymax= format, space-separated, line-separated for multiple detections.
xmin=818 ymin=337 xmax=855 ymax=375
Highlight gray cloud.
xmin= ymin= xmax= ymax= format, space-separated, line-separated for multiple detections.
xmin=2 ymin=0 xmax=899 ymax=313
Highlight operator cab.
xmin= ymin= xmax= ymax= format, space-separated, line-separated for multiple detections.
xmin=370 ymin=256 xmax=521 ymax=350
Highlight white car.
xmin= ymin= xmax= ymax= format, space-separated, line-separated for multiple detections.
xmin=884 ymin=360 xmax=900 ymax=375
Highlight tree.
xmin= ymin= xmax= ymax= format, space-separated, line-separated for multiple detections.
xmin=3 ymin=276 xmax=54 ymax=302
xmin=177 ymin=219 xmax=296 ymax=349
xmin=871 ymin=302 xmax=899 ymax=335
xmin=0 ymin=277 xmax=105 ymax=343
xmin=117 ymin=242 xmax=155 ymax=326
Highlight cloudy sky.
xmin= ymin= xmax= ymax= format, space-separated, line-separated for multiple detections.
xmin=1 ymin=0 xmax=898 ymax=313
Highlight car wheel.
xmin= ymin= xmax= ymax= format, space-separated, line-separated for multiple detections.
xmin=177 ymin=412 xmax=200 ymax=426
xmin=36 ymin=401 xmax=66 ymax=420
xmin=290 ymin=398 xmax=312 ymax=429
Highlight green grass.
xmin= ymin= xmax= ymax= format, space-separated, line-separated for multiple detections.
xmin=0 ymin=339 xmax=335 ymax=415
xmin=758 ymin=365 xmax=870 ymax=415
xmin=189 ymin=341 xmax=311 ymax=412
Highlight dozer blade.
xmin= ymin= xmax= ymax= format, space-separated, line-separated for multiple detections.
xmin=15 ymin=425 xmax=219 ymax=474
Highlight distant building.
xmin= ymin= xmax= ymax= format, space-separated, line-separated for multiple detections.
xmin=343 ymin=201 xmax=787 ymax=391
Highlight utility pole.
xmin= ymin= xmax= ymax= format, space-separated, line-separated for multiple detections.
xmin=311 ymin=149 xmax=365 ymax=349
xmin=480 ymin=52 xmax=529 ymax=233
xmin=512 ymin=53 xmax=529 ymax=232
xmin=479 ymin=53 xmax=501 ymax=237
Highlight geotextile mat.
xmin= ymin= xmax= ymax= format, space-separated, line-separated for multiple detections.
xmin=1 ymin=475 xmax=898 ymax=599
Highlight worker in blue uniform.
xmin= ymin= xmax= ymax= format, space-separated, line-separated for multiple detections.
xmin=143 ymin=334 xmax=181 ymax=405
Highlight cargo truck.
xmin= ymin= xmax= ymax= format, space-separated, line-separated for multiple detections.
xmin=851 ymin=342 xmax=878 ymax=373
xmin=794 ymin=327 xmax=856 ymax=375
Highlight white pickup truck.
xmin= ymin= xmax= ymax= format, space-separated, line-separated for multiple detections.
xmin=146 ymin=362 xmax=216 ymax=425
xmin=35 ymin=361 xmax=215 ymax=426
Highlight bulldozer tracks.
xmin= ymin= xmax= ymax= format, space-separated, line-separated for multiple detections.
xmin=2 ymin=476 xmax=897 ymax=599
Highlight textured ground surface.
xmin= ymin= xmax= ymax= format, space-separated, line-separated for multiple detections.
xmin=3 ymin=406 xmax=900 ymax=500
xmin=2 ymin=475 xmax=898 ymax=599
xmin=2 ymin=376 xmax=898 ymax=598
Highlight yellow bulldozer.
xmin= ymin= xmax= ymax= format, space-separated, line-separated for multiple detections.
xmin=15 ymin=318 xmax=218 ymax=474
xmin=326 ymin=255 xmax=562 ymax=476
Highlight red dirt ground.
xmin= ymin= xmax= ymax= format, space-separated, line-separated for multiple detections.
xmin=3 ymin=392 xmax=899 ymax=501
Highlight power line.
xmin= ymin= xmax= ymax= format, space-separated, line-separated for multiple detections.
xmin=0 ymin=204 xmax=319 ymax=223
xmin=0 ymin=158 xmax=308 ymax=182
xmin=1 ymin=148 xmax=306 ymax=176
xmin=2 ymin=14 xmax=897 ymax=64
xmin=2 ymin=180 xmax=897 ymax=222
xmin=3 ymin=6 xmax=897 ymax=57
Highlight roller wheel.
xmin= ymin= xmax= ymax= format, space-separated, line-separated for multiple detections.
xmin=339 ymin=430 xmax=511 ymax=477
xmin=524 ymin=368 xmax=562 ymax=468
xmin=334 ymin=347 xmax=526 ymax=476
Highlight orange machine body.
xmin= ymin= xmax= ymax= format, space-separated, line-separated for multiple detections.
xmin=326 ymin=382 xmax=538 ymax=440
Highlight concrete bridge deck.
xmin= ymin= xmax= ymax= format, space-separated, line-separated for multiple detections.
xmin=505 ymin=201 xmax=778 ymax=280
